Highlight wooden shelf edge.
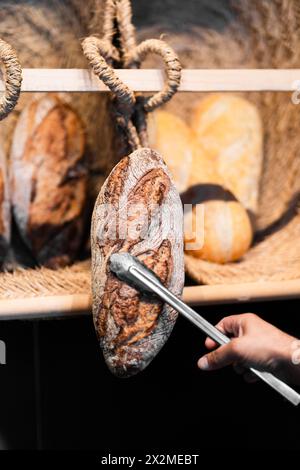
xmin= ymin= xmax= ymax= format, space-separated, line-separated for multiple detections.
xmin=0 ymin=279 xmax=299 ymax=320
xmin=1 ymin=69 xmax=300 ymax=92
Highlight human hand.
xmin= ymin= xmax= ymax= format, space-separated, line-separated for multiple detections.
xmin=197 ymin=313 xmax=299 ymax=384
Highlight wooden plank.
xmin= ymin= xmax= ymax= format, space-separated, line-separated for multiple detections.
xmin=0 ymin=69 xmax=300 ymax=92
xmin=0 ymin=294 xmax=91 ymax=320
xmin=0 ymin=279 xmax=299 ymax=320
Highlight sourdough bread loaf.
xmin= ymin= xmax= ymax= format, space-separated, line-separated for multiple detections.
xmin=10 ymin=94 xmax=87 ymax=268
xmin=0 ymin=0 xmax=113 ymax=204
xmin=91 ymin=148 xmax=184 ymax=377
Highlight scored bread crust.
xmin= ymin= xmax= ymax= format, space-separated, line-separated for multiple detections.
xmin=10 ymin=94 xmax=87 ymax=268
xmin=91 ymin=148 xmax=184 ymax=377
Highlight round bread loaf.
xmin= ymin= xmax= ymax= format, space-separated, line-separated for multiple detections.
xmin=183 ymin=185 xmax=253 ymax=264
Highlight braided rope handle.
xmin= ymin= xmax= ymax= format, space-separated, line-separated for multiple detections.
xmin=82 ymin=36 xmax=181 ymax=114
xmin=115 ymin=0 xmax=137 ymax=64
xmin=0 ymin=39 xmax=22 ymax=120
xmin=82 ymin=36 xmax=135 ymax=115
xmin=102 ymin=0 xmax=118 ymax=42
xmin=130 ymin=39 xmax=181 ymax=112
xmin=82 ymin=0 xmax=181 ymax=149
xmin=82 ymin=35 xmax=141 ymax=149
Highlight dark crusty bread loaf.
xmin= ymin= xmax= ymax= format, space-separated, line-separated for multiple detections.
xmin=0 ymin=143 xmax=10 ymax=266
xmin=91 ymin=148 xmax=184 ymax=377
xmin=10 ymin=94 xmax=87 ymax=268
xmin=0 ymin=1 xmax=113 ymax=183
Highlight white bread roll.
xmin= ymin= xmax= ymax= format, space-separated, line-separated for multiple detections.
xmin=148 ymin=110 xmax=193 ymax=193
xmin=191 ymin=94 xmax=263 ymax=215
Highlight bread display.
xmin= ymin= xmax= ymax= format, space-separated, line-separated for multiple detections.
xmin=10 ymin=94 xmax=87 ymax=268
xmin=191 ymin=94 xmax=263 ymax=215
xmin=0 ymin=143 xmax=10 ymax=266
xmin=146 ymin=96 xmax=259 ymax=264
xmin=91 ymin=148 xmax=184 ymax=377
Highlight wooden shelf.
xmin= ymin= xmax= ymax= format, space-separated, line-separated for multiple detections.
xmin=3 ymin=68 xmax=300 ymax=92
xmin=0 ymin=67 xmax=298 ymax=319
xmin=0 ymin=279 xmax=299 ymax=320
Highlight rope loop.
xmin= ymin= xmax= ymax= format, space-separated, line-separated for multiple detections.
xmin=0 ymin=39 xmax=22 ymax=121
xmin=130 ymin=39 xmax=181 ymax=112
xmin=82 ymin=35 xmax=135 ymax=119
xmin=102 ymin=0 xmax=117 ymax=42
xmin=82 ymin=0 xmax=181 ymax=149
xmin=115 ymin=0 xmax=137 ymax=66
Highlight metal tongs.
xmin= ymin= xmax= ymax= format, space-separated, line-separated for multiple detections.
xmin=110 ymin=252 xmax=300 ymax=406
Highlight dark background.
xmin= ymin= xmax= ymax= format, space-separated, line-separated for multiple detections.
xmin=0 ymin=299 xmax=299 ymax=451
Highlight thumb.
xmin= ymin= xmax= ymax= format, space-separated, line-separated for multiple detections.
xmin=198 ymin=339 xmax=241 ymax=371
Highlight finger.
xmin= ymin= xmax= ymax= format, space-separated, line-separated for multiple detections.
xmin=205 ymin=323 xmax=227 ymax=350
xmin=215 ymin=315 xmax=244 ymax=338
xmin=205 ymin=336 xmax=218 ymax=350
xmin=198 ymin=339 xmax=241 ymax=371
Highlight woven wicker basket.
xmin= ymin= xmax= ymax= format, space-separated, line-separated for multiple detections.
xmin=1 ymin=0 xmax=300 ymax=310
xmin=137 ymin=0 xmax=300 ymax=285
